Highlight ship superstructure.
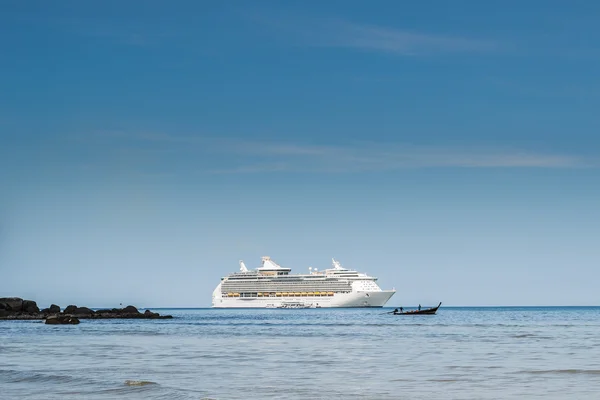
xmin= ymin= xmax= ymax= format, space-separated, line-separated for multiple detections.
xmin=212 ymin=256 xmax=395 ymax=308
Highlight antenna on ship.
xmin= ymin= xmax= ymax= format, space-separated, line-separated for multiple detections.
xmin=239 ymin=260 xmax=248 ymax=272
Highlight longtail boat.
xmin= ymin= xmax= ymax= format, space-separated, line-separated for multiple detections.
xmin=392 ymin=302 xmax=442 ymax=315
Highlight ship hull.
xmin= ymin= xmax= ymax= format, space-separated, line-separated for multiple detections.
xmin=212 ymin=287 xmax=395 ymax=308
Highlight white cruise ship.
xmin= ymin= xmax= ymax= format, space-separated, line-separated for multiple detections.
xmin=212 ymin=256 xmax=396 ymax=308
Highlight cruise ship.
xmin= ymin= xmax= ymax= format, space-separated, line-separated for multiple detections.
xmin=212 ymin=256 xmax=396 ymax=308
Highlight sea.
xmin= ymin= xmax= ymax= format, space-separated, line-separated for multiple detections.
xmin=2 ymin=307 xmax=600 ymax=399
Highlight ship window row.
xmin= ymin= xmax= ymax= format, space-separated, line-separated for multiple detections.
xmin=224 ymin=292 xmax=349 ymax=298
xmin=223 ymin=281 xmax=353 ymax=286
xmin=227 ymin=276 xmax=348 ymax=281
xmin=222 ymin=282 xmax=352 ymax=287
xmin=223 ymin=281 xmax=352 ymax=286
xmin=227 ymin=278 xmax=334 ymax=282
xmin=225 ymin=280 xmax=361 ymax=285
xmin=222 ymin=285 xmax=352 ymax=292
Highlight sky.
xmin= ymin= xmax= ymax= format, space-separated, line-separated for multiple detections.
xmin=1 ymin=1 xmax=599 ymax=307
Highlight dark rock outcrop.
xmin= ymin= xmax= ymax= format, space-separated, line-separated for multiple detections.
xmin=41 ymin=304 xmax=61 ymax=315
xmin=144 ymin=310 xmax=159 ymax=318
xmin=1 ymin=298 xmax=173 ymax=321
xmin=121 ymin=305 xmax=140 ymax=314
xmin=22 ymin=300 xmax=40 ymax=314
xmin=0 ymin=297 xmax=24 ymax=312
xmin=63 ymin=305 xmax=78 ymax=314
xmin=72 ymin=307 xmax=94 ymax=315
xmin=46 ymin=315 xmax=80 ymax=325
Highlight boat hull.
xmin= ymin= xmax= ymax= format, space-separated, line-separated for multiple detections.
xmin=393 ymin=302 xmax=442 ymax=315
xmin=212 ymin=287 xmax=395 ymax=308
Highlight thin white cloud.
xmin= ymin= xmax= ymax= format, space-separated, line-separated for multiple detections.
xmin=93 ymin=132 xmax=591 ymax=173
xmin=251 ymin=12 xmax=497 ymax=56
xmin=320 ymin=20 xmax=497 ymax=55
xmin=221 ymin=142 xmax=587 ymax=172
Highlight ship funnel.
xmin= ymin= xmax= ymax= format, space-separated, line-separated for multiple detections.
xmin=332 ymin=258 xmax=343 ymax=270
xmin=239 ymin=260 xmax=248 ymax=272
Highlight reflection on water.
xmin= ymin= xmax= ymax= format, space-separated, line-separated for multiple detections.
xmin=2 ymin=307 xmax=600 ymax=399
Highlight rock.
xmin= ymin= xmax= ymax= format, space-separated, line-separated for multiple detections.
xmin=144 ymin=310 xmax=159 ymax=318
xmin=124 ymin=380 xmax=157 ymax=386
xmin=22 ymin=300 xmax=40 ymax=314
xmin=0 ymin=297 xmax=24 ymax=312
xmin=63 ymin=305 xmax=78 ymax=314
xmin=45 ymin=315 xmax=80 ymax=325
xmin=72 ymin=307 xmax=94 ymax=316
xmin=41 ymin=305 xmax=60 ymax=315
xmin=121 ymin=305 xmax=140 ymax=314
xmin=0 ymin=298 xmax=172 ymax=320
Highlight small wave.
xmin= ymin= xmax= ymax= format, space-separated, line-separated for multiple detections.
xmin=512 ymin=333 xmax=536 ymax=338
xmin=510 ymin=333 xmax=553 ymax=340
xmin=0 ymin=369 xmax=76 ymax=384
xmin=523 ymin=369 xmax=600 ymax=375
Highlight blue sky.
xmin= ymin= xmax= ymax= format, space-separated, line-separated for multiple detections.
xmin=1 ymin=1 xmax=599 ymax=307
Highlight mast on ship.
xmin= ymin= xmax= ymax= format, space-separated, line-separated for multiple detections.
xmin=239 ymin=260 xmax=248 ymax=272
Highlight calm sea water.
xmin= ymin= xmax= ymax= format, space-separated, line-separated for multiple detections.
xmin=2 ymin=307 xmax=600 ymax=399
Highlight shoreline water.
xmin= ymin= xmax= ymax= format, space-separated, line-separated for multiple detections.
xmin=2 ymin=307 xmax=600 ymax=399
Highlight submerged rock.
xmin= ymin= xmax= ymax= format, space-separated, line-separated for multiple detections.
xmin=45 ymin=315 xmax=80 ymax=325
xmin=124 ymin=380 xmax=157 ymax=386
